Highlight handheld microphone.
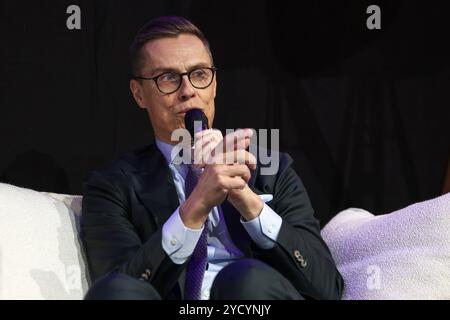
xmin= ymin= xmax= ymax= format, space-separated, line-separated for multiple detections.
xmin=184 ymin=109 xmax=209 ymax=143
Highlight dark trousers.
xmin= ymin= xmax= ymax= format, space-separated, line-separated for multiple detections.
xmin=85 ymin=259 xmax=304 ymax=300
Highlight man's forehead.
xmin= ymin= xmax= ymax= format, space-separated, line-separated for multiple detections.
xmin=142 ymin=34 xmax=211 ymax=71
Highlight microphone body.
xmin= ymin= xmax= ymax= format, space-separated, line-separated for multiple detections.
xmin=184 ymin=109 xmax=209 ymax=143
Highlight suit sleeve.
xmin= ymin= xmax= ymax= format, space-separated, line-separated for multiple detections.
xmin=80 ymin=170 xmax=186 ymax=297
xmin=253 ymin=153 xmax=344 ymax=300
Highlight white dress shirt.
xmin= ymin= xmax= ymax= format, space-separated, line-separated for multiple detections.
xmin=156 ymin=139 xmax=282 ymax=300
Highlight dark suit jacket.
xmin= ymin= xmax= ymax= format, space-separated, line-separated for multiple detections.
xmin=81 ymin=143 xmax=344 ymax=299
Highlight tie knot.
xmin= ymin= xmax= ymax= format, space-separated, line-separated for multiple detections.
xmin=187 ymin=164 xmax=202 ymax=176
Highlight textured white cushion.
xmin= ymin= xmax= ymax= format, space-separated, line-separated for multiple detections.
xmin=0 ymin=183 xmax=89 ymax=299
xmin=321 ymin=193 xmax=450 ymax=300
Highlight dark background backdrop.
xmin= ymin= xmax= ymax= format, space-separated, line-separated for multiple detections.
xmin=1 ymin=0 xmax=449 ymax=226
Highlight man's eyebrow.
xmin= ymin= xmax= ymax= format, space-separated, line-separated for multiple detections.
xmin=149 ymin=63 xmax=212 ymax=77
xmin=149 ymin=67 xmax=175 ymax=76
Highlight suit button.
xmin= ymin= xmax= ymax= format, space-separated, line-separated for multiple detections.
xmin=145 ymin=268 xmax=151 ymax=276
xmin=140 ymin=273 xmax=149 ymax=281
xmin=294 ymin=250 xmax=307 ymax=268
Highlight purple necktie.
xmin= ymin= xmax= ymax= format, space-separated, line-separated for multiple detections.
xmin=184 ymin=165 xmax=208 ymax=300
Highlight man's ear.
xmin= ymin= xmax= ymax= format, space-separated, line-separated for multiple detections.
xmin=130 ymin=79 xmax=146 ymax=109
xmin=212 ymin=75 xmax=217 ymax=98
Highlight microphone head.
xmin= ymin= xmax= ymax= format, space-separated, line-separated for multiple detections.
xmin=184 ymin=108 xmax=209 ymax=140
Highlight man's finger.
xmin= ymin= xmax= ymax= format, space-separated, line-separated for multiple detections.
xmin=221 ymin=163 xmax=251 ymax=180
xmin=217 ymin=150 xmax=257 ymax=170
xmin=220 ymin=128 xmax=253 ymax=153
xmin=193 ymin=129 xmax=223 ymax=147
xmin=192 ymin=129 xmax=223 ymax=165
xmin=219 ymin=176 xmax=247 ymax=190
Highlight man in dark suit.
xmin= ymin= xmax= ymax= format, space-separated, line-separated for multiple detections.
xmin=81 ymin=16 xmax=343 ymax=300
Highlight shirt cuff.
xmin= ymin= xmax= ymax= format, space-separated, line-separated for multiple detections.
xmin=240 ymin=203 xmax=282 ymax=249
xmin=162 ymin=207 xmax=203 ymax=264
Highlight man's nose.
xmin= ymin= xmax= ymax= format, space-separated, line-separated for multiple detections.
xmin=178 ymin=75 xmax=196 ymax=100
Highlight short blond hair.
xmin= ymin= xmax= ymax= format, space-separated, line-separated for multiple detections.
xmin=129 ymin=16 xmax=213 ymax=76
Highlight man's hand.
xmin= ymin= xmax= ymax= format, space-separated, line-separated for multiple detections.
xmin=180 ymin=128 xmax=263 ymax=228
xmin=180 ymin=161 xmax=251 ymax=229
xmin=192 ymin=128 xmax=255 ymax=168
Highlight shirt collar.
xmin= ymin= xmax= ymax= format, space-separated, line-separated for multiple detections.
xmin=155 ymin=138 xmax=190 ymax=170
xmin=155 ymin=138 xmax=175 ymax=165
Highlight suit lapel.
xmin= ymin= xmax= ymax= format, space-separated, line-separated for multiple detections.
xmin=133 ymin=144 xmax=180 ymax=228
xmin=220 ymin=200 xmax=252 ymax=256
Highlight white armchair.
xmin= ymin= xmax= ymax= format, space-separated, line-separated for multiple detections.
xmin=0 ymin=183 xmax=89 ymax=299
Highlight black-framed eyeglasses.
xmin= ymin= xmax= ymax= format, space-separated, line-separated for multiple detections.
xmin=134 ymin=67 xmax=217 ymax=94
